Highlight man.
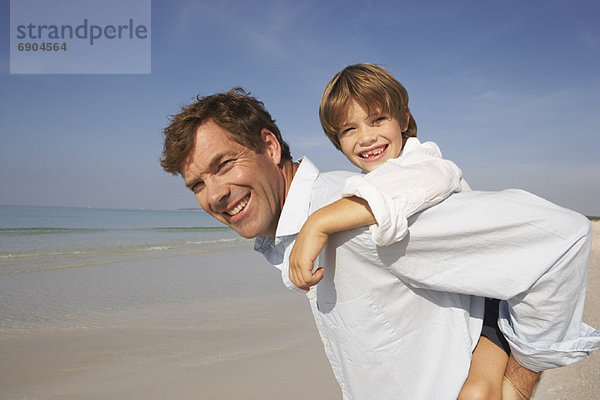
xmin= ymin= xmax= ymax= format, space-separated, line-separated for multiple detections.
xmin=161 ymin=88 xmax=597 ymax=400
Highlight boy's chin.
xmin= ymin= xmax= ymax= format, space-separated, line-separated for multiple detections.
xmin=356 ymin=159 xmax=388 ymax=172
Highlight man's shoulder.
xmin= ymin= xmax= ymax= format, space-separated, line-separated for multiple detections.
xmin=315 ymin=169 xmax=358 ymax=188
xmin=310 ymin=169 xmax=360 ymax=211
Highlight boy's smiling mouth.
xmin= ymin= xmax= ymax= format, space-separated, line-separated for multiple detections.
xmin=358 ymin=144 xmax=388 ymax=160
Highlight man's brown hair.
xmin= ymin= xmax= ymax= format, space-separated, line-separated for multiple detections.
xmin=161 ymin=88 xmax=291 ymax=175
xmin=319 ymin=63 xmax=417 ymax=151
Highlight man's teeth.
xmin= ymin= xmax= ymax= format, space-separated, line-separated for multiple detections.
xmin=227 ymin=197 xmax=249 ymax=216
xmin=360 ymin=147 xmax=385 ymax=158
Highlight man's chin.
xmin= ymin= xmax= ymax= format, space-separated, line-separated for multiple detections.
xmin=211 ymin=217 xmax=250 ymax=237
xmin=228 ymin=223 xmax=260 ymax=239
xmin=235 ymin=229 xmax=255 ymax=239
xmin=232 ymin=223 xmax=276 ymax=239
xmin=216 ymin=212 xmax=272 ymax=239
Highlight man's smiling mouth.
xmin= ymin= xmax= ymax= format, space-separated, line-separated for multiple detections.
xmin=359 ymin=144 xmax=388 ymax=159
xmin=227 ymin=195 xmax=250 ymax=216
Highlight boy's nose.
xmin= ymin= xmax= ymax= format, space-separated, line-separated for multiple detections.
xmin=358 ymin=129 xmax=377 ymax=146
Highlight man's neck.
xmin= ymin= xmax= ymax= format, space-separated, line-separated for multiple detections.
xmin=264 ymin=158 xmax=298 ymax=238
xmin=263 ymin=158 xmax=301 ymax=238
xmin=281 ymin=158 xmax=298 ymax=204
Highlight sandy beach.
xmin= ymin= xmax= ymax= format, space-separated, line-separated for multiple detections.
xmin=0 ymin=247 xmax=340 ymax=400
xmin=1 ymin=223 xmax=598 ymax=399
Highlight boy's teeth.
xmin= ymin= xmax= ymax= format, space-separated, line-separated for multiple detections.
xmin=227 ymin=197 xmax=249 ymax=216
xmin=360 ymin=147 xmax=385 ymax=158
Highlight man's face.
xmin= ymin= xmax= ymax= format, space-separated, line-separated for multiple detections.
xmin=338 ymin=100 xmax=408 ymax=172
xmin=182 ymin=121 xmax=285 ymax=238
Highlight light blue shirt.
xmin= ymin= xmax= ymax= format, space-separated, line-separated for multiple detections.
xmin=255 ymin=157 xmax=598 ymax=399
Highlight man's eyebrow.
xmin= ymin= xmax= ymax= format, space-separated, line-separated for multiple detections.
xmin=211 ymin=149 xmax=239 ymax=168
xmin=184 ymin=151 xmax=234 ymax=189
xmin=184 ymin=177 xmax=199 ymax=190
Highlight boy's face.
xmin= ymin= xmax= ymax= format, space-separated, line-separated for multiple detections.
xmin=337 ymin=100 xmax=407 ymax=172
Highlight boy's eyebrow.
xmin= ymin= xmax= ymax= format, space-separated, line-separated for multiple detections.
xmin=337 ymin=113 xmax=352 ymax=129
xmin=337 ymin=122 xmax=352 ymax=134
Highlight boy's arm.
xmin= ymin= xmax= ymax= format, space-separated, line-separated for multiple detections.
xmin=343 ymin=156 xmax=462 ymax=246
xmin=289 ymin=196 xmax=374 ymax=290
xmin=289 ymin=142 xmax=463 ymax=290
xmin=346 ymin=140 xmax=463 ymax=244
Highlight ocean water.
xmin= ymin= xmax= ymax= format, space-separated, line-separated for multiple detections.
xmin=0 ymin=205 xmax=266 ymax=330
xmin=0 ymin=204 xmax=250 ymax=276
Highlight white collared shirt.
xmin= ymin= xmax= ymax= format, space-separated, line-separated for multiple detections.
xmin=256 ymin=157 xmax=482 ymax=399
xmin=255 ymin=156 xmax=598 ymax=399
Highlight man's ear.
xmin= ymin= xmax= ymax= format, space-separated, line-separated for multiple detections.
xmin=261 ymin=128 xmax=282 ymax=166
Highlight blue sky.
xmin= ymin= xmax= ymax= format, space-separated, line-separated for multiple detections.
xmin=1 ymin=0 xmax=599 ymax=215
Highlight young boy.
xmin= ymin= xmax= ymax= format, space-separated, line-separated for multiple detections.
xmin=288 ymin=63 xmax=589 ymax=399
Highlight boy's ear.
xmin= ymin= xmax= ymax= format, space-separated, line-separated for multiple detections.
xmin=401 ymin=109 xmax=411 ymax=133
xmin=261 ymin=128 xmax=282 ymax=166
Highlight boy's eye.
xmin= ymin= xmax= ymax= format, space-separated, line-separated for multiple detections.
xmin=339 ymin=127 xmax=355 ymax=137
xmin=372 ymin=116 xmax=388 ymax=125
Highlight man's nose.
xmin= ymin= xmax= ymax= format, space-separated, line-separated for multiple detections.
xmin=206 ymin=180 xmax=230 ymax=211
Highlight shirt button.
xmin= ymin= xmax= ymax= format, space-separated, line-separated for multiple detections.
xmin=322 ymin=339 xmax=329 ymax=346
xmin=307 ymin=291 xmax=315 ymax=300
xmin=341 ymin=383 xmax=347 ymax=391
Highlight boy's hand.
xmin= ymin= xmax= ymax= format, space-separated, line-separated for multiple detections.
xmin=289 ymin=197 xmax=375 ymax=290
xmin=289 ymin=218 xmax=328 ymax=291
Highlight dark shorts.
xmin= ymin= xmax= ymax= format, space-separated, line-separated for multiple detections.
xmin=481 ymin=298 xmax=511 ymax=356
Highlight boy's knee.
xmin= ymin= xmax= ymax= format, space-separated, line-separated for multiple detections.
xmin=458 ymin=380 xmax=500 ymax=400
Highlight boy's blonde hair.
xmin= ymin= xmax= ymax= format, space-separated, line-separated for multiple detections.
xmin=319 ymin=63 xmax=417 ymax=151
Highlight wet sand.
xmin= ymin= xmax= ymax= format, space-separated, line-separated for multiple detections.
xmin=0 ymin=249 xmax=340 ymax=399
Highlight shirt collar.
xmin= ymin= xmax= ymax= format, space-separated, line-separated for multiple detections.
xmin=254 ymin=157 xmax=319 ymax=251
xmin=275 ymin=156 xmax=320 ymax=237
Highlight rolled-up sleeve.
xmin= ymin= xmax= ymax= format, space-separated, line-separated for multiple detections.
xmin=342 ymin=140 xmax=463 ymax=246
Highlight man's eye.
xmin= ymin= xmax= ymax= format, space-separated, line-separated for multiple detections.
xmin=219 ymin=159 xmax=234 ymax=171
xmin=373 ymin=116 xmax=388 ymax=125
xmin=191 ymin=181 xmax=205 ymax=192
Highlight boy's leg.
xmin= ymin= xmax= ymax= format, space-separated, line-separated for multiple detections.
xmin=459 ymin=298 xmax=510 ymax=400
xmin=459 ymin=336 xmax=508 ymax=400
